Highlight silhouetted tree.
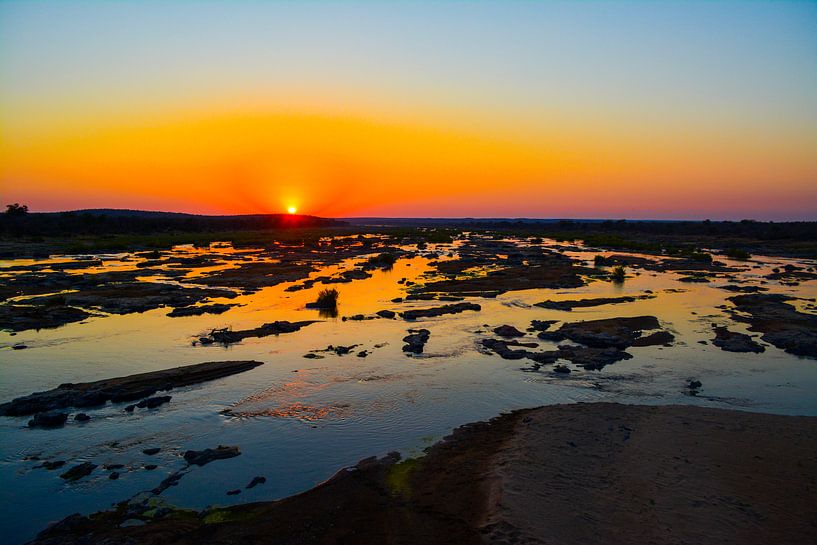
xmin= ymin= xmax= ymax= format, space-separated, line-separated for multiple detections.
xmin=5 ymin=203 xmax=28 ymax=217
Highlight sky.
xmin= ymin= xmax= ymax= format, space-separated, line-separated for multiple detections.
xmin=1 ymin=1 xmax=816 ymax=220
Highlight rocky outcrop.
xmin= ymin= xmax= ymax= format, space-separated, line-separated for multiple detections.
xmin=0 ymin=360 xmax=264 ymax=417
xmin=538 ymin=316 xmax=663 ymax=349
xmin=402 ymin=329 xmax=431 ymax=354
xmin=727 ymin=294 xmax=817 ymax=358
xmin=401 ymin=303 xmax=480 ymax=321
xmin=202 ymin=321 xmax=317 ymax=344
xmin=167 ymin=304 xmax=236 ymax=317
xmin=183 ymin=445 xmax=241 ymax=466
xmin=711 ymin=326 xmax=765 ymax=353
xmin=492 ymin=325 xmax=526 ymax=338
xmin=534 ymin=295 xmax=652 ymax=311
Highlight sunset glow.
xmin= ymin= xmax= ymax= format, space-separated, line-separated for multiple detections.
xmin=1 ymin=1 xmax=815 ymax=219
xmin=287 ymin=206 xmax=297 ymax=215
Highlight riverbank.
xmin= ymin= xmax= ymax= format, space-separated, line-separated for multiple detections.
xmin=30 ymin=403 xmax=817 ymax=545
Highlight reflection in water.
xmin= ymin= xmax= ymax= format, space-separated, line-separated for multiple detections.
xmin=0 ymin=238 xmax=816 ymax=544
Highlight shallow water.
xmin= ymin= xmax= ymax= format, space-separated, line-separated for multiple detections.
xmin=1 ymin=239 xmax=815 ymax=544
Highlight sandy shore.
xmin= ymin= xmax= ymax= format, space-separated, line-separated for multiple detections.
xmin=31 ymin=403 xmax=817 ymax=545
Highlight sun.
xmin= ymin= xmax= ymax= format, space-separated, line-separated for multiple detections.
xmin=287 ymin=206 xmax=297 ymax=214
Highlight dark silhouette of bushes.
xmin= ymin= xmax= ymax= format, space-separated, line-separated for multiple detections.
xmin=0 ymin=207 xmax=345 ymax=237
xmin=308 ymin=288 xmax=339 ymax=310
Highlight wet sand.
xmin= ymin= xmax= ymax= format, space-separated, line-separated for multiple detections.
xmin=31 ymin=403 xmax=817 ymax=545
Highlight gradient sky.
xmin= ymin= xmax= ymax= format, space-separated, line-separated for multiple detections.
xmin=1 ymin=1 xmax=816 ymax=219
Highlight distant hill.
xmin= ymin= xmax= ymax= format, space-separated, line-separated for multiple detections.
xmin=1 ymin=208 xmax=346 ymax=236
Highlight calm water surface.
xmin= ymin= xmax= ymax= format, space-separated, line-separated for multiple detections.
xmin=1 ymin=239 xmax=815 ymax=543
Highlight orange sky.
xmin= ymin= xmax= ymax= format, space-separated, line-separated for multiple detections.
xmin=2 ymin=1 xmax=816 ymax=219
xmin=3 ymin=106 xmax=815 ymax=219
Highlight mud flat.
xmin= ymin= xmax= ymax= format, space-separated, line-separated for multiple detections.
xmin=29 ymin=403 xmax=817 ymax=545
xmin=0 ymin=360 xmax=264 ymax=417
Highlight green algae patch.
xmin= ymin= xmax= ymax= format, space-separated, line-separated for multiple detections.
xmin=201 ymin=507 xmax=258 ymax=525
xmin=386 ymin=457 xmax=419 ymax=497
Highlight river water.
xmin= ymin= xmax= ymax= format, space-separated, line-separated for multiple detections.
xmin=1 ymin=238 xmax=815 ymax=544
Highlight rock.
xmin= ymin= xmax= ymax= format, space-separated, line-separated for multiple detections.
xmin=553 ymin=364 xmax=571 ymax=374
xmin=402 ymin=329 xmax=431 ymax=354
xmin=60 ymin=462 xmax=97 ymax=481
xmin=227 ymin=489 xmax=241 ymax=495
xmin=247 ymin=476 xmax=266 ymax=489
xmin=357 ymin=350 xmax=370 ymax=358
xmin=678 ymin=275 xmax=711 ymax=283
xmin=0 ymin=304 xmax=92 ymax=333
xmin=688 ymin=380 xmax=703 ymax=390
xmin=0 ymin=360 xmax=264 ymax=417
xmin=726 ymin=294 xmax=817 ymax=358
xmin=103 ymin=463 xmax=124 ymax=470
xmin=166 ymin=303 xmax=236 ymax=318
xmin=12 ymin=344 xmax=28 ymax=350
xmin=205 ymin=321 xmax=318 ymax=345
xmin=493 ymin=325 xmax=526 ymax=338
xmin=555 ymin=345 xmax=632 ymax=370
xmin=144 ymin=464 xmax=158 ymax=470
xmin=529 ymin=320 xmax=558 ymax=332
xmin=400 ymin=302 xmax=481 ymax=321
xmin=28 ymin=411 xmax=69 ymax=428
xmin=539 ymin=316 xmax=663 ymax=349
xmin=419 ymin=249 xmax=588 ymax=296
xmin=142 ymin=447 xmax=161 ymax=455
xmin=631 ymin=331 xmax=675 ymax=347
xmin=41 ymin=460 xmax=66 ymax=470
xmin=482 ymin=338 xmax=631 ymax=370
xmin=376 ymin=310 xmax=396 ymax=319
xmin=711 ymin=326 xmax=765 ymax=353
xmin=74 ymin=412 xmax=90 ymax=422
xmin=136 ymin=395 xmax=172 ymax=409
xmin=303 ymin=353 xmax=323 ymax=359
xmin=481 ymin=339 xmax=540 ymax=360
xmin=183 ymin=445 xmax=241 ymax=466
xmin=124 ymin=404 xmax=136 ymax=413
xmin=534 ymin=295 xmax=652 ymax=311
xmin=109 ymin=471 xmax=120 ymax=480
xmin=34 ymin=513 xmax=90 ymax=539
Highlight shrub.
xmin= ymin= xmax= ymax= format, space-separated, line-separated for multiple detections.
xmin=724 ymin=248 xmax=751 ymax=260
xmin=368 ymin=252 xmax=397 ymax=268
xmin=688 ymin=251 xmax=713 ymax=262
xmin=610 ymin=265 xmax=626 ymax=282
xmin=312 ymin=288 xmax=339 ymax=309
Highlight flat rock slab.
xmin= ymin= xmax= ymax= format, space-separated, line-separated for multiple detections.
xmin=727 ymin=294 xmax=817 ymax=358
xmin=203 ymin=321 xmax=318 ymax=344
xmin=534 ymin=295 xmax=653 ymax=311
xmin=0 ymin=304 xmax=92 ymax=332
xmin=712 ymin=326 xmax=765 ymax=353
xmin=539 ymin=316 xmax=663 ymax=349
xmin=400 ymin=302 xmax=480 ymax=321
xmin=184 ymin=445 xmax=241 ymax=466
xmin=0 ymin=360 xmax=264 ymax=417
